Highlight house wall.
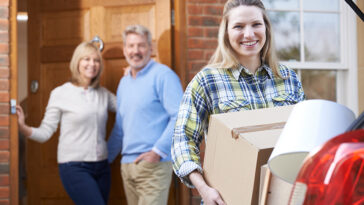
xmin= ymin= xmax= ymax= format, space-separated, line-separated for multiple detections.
xmin=0 ymin=0 xmax=11 ymax=204
xmin=358 ymin=1 xmax=364 ymax=113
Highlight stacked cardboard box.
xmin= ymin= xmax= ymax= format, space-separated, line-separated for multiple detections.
xmin=203 ymin=105 xmax=294 ymax=205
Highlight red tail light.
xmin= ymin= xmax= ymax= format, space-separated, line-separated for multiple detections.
xmin=289 ymin=129 xmax=364 ymax=205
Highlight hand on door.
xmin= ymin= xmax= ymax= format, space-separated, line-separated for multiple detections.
xmin=16 ymin=105 xmax=32 ymax=137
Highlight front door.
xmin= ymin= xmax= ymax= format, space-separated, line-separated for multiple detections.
xmin=26 ymin=0 xmax=175 ymax=204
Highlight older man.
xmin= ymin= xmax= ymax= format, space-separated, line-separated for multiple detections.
xmin=107 ymin=24 xmax=183 ymax=205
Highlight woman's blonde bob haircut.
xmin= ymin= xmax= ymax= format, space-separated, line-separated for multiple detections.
xmin=69 ymin=42 xmax=103 ymax=88
xmin=207 ymin=0 xmax=280 ymax=76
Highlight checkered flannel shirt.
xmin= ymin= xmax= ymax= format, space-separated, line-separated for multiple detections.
xmin=172 ymin=64 xmax=305 ymax=187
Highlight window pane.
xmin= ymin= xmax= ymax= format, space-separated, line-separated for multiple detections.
xmin=301 ymin=70 xmax=336 ymax=101
xmin=262 ymin=0 xmax=299 ymax=10
xmin=304 ymin=13 xmax=340 ymax=62
xmin=303 ymin=0 xmax=339 ymax=11
xmin=268 ymin=11 xmax=300 ymax=61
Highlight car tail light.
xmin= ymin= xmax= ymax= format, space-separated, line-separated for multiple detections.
xmin=289 ymin=129 xmax=364 ymax=205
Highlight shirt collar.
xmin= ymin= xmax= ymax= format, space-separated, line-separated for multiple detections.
xmin=230 ymin=64 xmax=274 ymax=80
xmin=67 ymin=82 xmax=94 ymax=92
xmin=128 ymin=59 xmax=154 ymax=77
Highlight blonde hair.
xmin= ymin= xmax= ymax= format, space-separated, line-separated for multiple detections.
xmin=122 ymin=24 xmax=152 ymax=45
xmin=69 ymin=42 xmax=103 ymax=88
xmin=207 ymin=0 xmax=280 ymax=77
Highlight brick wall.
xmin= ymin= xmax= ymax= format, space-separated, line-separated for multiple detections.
xmin=0 ymin=0 xmax=10 ymax=204
xmin=185 ymin=0 xmax=227 ymax=204
xmin=186 ymin=0 xmax=226 ymax=82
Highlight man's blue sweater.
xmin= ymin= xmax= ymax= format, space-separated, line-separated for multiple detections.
xmin=108 ymin=60 xmax=183 ymax=163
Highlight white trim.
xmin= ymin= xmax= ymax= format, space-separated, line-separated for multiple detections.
xmin=299 ymin=0 xmax=305 ymax=63
xmin=281 ymin=62 xmax=347 ymax=70
xmin=341 ymin=1 xmax=358 ymax=115
xmin=340 ymin=0 xmax=347 ymax=67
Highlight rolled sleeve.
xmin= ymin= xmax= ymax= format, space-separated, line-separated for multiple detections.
xmin=171 ymin=74 xmax=209 ymax=187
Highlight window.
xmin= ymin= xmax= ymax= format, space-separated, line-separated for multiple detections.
xmin=262 ymin=0 xmax=358 ymax=113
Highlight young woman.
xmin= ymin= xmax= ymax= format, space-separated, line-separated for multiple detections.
xmin=16 ymin=42 xmax=116 ymax=205
xmin=172 ymin=0 xmax=305 ymax=204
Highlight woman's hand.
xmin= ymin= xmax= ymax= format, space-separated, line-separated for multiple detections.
xmin=189 ymin=171 xmax=226 ymax=205
xmin=16 ymin=105 xmax=32 ymax=137
xmin=16 ymin=105 xmax=26 ymax=126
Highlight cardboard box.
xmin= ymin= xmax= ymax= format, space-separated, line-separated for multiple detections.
xmin=259 ymin=164 xmax=293 ymax=205
xmin=203 ymin=105 xmax=294 ymax=205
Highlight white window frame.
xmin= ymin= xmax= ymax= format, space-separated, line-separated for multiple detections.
xmin=266 ymin=0 xmax=359 ymax=114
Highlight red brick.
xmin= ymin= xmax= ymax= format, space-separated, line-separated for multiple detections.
xmin=0 ymin=104 xmax=7 ymax=114
xmin=0 ymin=79 xmax=8 ymax=90
xmin=0 ymin=151 xmax=9 ymax=163
xmin=188 ymin=71 xmax=199 ymax=81
xmin=0 ymin=199 xmax=9 ymax=205
xmin=188 ymin=62 xmax=206 ymax=71
xmin=0 ymin=139 xmax=8 ymax=150
xmin=0 ymin=32 xmax=8 ymax=42
xmin=0 ymin=7 xmax=8 ymax=19
xmin=0 ymin=116 xmax=8 ymax=126
xmin=0 ymin=56 xmax=8 ymax=66
xmin=204 ymin=5 xmax=223 ymax=15
xmin=189 ymin=39 xmax=217 ymax=50
xmin=205 ymin=50 xmax=215 ymax=60
xmin=0 ymin=175 xmax=8 ymax=186
xmin=0 ymin=68 xmax=8 ymax=78
xmin=187 ymin=38 xmax=205 ymax=49
xmin=187 ymin=5 xmax=202 ymax=15
xmin=203 ymin=39 xmax=218 ymax=49
xmin=0 ymin=92 xmax=8 ymax=102
xmin=0 ymin=44 xmax=7 ymax=55
xmin=188 ymin=16 xmax=202 ymax=26
xmin=0 ymin=187 xmax=9 ymax=198
xmin=0 ymin=128 xmax=8 ymax=138
xmin=188 ymin=27 xmax=204 ymax=37
xmin=201 ymin=16 xmax=220 ymax=26
xmin=205 ymin=28 xmax=219 ymax=38
xmin=188 ymin=50 xmax=204 ymax=60
xmin=0 ymin=19 xmax=8 ymax=31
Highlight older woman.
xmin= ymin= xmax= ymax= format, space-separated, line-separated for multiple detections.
xmin=172 ymin=0 xmax=305 ymax=204
xmin=16 ymin=42 xmax=116 ymax=205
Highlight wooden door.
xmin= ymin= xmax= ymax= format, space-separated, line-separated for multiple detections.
xmin=27 ymin=0 xmax=175 ymax=204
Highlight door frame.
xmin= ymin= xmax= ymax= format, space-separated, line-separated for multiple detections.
xmin=172 ymin=0 xmax=191 ymax=205
xmin=10 ymin=0 xmax=19 ymax=204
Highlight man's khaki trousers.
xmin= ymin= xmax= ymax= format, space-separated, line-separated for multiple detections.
xmin=121 ymin=161 xmax=172 ymax=205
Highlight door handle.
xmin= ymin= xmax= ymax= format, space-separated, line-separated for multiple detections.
xmin=30 ymin=80 xmax=39 ymax=93
xmin=91 ymin=35 xmax=104 ymax=52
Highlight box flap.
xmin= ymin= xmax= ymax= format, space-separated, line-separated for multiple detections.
xmin=239 ymin=129 xmax=283 ymax=149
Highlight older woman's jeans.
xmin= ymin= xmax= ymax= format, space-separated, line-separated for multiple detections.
xmin=58 ymin=160 xmax=110 ymax=205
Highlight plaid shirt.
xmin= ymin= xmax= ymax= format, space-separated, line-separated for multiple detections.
xmin=172 ymin=64 xmax=305 ymax=187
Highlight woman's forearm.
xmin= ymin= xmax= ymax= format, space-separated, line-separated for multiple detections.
xmin=19 ymin=123 xmax=32 ymax=137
